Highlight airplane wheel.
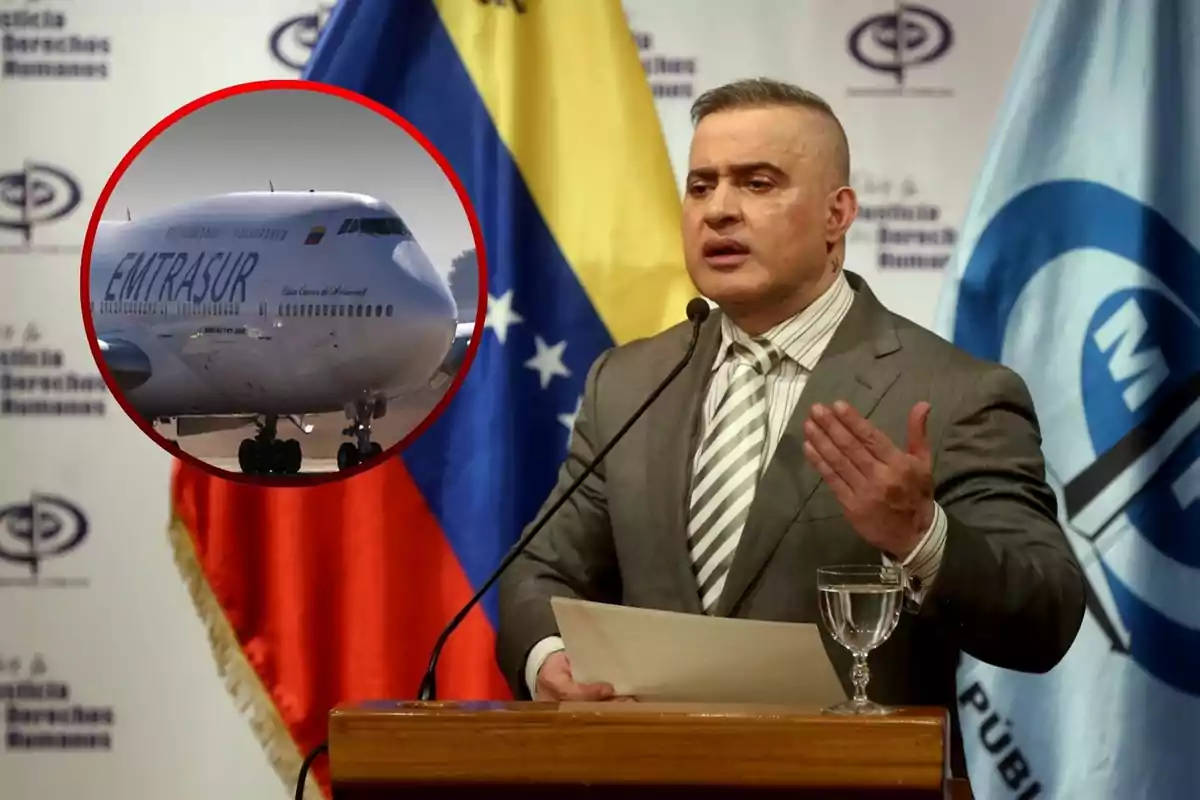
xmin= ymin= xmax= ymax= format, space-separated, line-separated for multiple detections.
xmin=236 ymin=438 xmax=302 ymax=475
xmin=284 ymin=439 xmax=302 ymax=474
xmin=337 ymin=442 xmax=359 ymax=471
xmin=238 ymin=439 xmax=258 ymax=473
xmin=269 ymin=440 xmax=290 ymax=473
xmin=368 ymin=442 xmax=383 ymax=458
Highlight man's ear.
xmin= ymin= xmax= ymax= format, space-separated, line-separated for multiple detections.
xmin=826 ymin=185 xmax=858 ymax=242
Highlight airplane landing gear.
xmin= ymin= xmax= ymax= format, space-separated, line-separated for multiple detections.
xmin=238 ymin=414 xmax=303 ymax=475
xmin=337 ymin=397 xmax=385 ymax=470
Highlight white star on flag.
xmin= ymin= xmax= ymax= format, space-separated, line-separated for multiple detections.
xmin=525 ymin=336 xmax=571 ymax=389
xmin=485 ymin=290 xmax=523 ymax=345
xmin=557 ymin=395 xmax=582 ymax=436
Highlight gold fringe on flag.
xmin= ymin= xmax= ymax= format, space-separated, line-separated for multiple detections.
xmin=168 ymin=514 xmax=327 ymax=800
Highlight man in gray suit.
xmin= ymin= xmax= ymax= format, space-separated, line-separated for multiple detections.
xmin=495 ymin=77 xmax=1086 ymax=778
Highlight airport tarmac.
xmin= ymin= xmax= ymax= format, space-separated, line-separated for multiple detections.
xmin=164 ymin=381 xmax=452 ymax=476
xmin=201 ymin=457 xmax=344 ymax=475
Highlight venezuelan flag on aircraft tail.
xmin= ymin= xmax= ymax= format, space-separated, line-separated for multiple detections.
xmin=936 ymin=0 xmax=1200 ymax=797
xmin=168 ymin=0 xmax=695 ymax=797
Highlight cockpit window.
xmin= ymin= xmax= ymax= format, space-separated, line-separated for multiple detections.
xmin=336 ymin=216 xmax=410 ymax=237
xmin=359 ymin=217 xmax=411 ymax=236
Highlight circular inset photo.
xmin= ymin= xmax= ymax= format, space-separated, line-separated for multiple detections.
xmin=80 ymin=79 xmax=485 ymax=484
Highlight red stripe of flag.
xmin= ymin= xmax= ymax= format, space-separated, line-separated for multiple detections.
xmin=170 ymin=457 xmax=509 ymax=795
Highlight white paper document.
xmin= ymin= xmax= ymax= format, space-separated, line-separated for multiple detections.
xmin=550 ymin=597 xmax=848 ymax=706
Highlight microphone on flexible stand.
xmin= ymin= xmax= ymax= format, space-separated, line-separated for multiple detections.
xmin=293 ymin=298 xmax=712 ymax=799
xmin=415 ymin=296 xmax=711 ymax=701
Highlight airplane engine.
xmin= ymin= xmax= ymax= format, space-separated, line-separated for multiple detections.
xmin=438 ymin=334 xmax=471 ymax=378
xmin=97 ymin=337 xmax=152 ymax=392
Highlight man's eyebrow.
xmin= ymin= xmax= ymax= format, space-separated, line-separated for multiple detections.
xmin=685 ymin=162 xmax=786 ymax=182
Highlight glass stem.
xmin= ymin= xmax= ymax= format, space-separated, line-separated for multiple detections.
xmin=851 ymin=652 xmax=869 ymax=705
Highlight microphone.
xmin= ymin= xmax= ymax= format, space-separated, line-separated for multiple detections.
xmin=414 ymin=296 xmax=711 ymax=700
xmin=292 ymin=298 xmax=711 ymax=800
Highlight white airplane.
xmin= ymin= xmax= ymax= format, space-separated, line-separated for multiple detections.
xmin=87 ymin=189 xmax=474 ymax=475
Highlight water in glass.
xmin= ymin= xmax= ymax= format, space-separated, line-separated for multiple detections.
xmin=818 ymin=582 xmax=903 ymax=654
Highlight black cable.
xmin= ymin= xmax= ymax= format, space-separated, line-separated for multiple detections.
xmin=297 ymin=297 xmax=712 ymax=789
xmin=415 ymin=298 xmax=712 ymax=700
xmin=294 ymin=740 xmax=328 ymax=800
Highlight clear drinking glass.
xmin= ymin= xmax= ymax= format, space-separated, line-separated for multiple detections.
xmin=816 ymin=564 xmax=904 ymax=716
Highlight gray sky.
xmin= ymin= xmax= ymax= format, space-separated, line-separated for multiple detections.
xmin=104 ymin=86 xmax=474 ymax=276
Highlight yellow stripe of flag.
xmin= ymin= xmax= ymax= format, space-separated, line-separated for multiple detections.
xmin=432 ymin=0 xmax=695 ymax=345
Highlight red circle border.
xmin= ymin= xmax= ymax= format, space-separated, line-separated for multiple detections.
xmin=79 ymin=78 xmax=490 ymax=489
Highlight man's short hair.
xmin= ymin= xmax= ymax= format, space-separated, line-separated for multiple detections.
xmin=690 ymin=77 xmax=850 ymax=184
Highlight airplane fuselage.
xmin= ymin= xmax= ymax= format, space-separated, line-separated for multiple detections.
xmin=88 ymin=190 xmax=459 ymax=421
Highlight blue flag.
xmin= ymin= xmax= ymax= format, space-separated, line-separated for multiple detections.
xmin=935 ymin=1 xmax=1200 ymax=797
xmin=300 ymin=0 xmax=694 ymax=685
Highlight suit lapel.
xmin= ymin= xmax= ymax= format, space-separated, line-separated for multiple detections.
xmin=645 ymin=313 xmax=722 ymax=615
xmin=713 ymin=279 xmax=902 ymax=617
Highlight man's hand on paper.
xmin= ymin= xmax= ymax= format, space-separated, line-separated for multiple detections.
xmin=534 ymin=651 xmax=635 ymax=702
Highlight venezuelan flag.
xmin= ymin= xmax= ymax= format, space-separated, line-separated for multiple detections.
xmin=167 ymin=1 xmax=696 ymax=797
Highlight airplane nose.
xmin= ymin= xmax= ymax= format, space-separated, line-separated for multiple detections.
xmin=390 ymin=240 xmax=458 ymax=321
xmin=359 ymin=241 xmax=458 ymax=392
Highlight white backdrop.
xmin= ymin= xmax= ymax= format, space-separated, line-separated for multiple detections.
xmin=0 ymin=1 xmax=1036 ymax=798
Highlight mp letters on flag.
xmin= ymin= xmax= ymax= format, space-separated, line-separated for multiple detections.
xmin=935 ymin=1 xmax=1200 ymax=798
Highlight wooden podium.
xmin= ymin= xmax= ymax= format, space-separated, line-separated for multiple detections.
xmin=327 ymin=701 xmax=973 ymax=798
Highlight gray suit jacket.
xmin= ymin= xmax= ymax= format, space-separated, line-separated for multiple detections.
xmin=495 ymin=270 xmax=1087 ymax=778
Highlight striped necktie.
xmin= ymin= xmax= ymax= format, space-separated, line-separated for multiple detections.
xmin=687 ymin=337 xmax=783 ymax=613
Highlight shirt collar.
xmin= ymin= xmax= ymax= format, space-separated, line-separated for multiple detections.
xmin=711 ymin=270 xmax=855 ymax=373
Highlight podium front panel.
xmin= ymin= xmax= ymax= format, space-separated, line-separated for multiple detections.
xmin=328 ymin=701 xmax=964 ymax=798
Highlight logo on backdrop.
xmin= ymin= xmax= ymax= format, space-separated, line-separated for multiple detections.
xmin=0 ymin=2 xmax=112 ymax=80
xmin=0 ymin=161 xmax=82 ymax=254
xmin=0 ymin=652 xmax=115 ymax=751
xmin=630 ymin=26 xmax=698 ymax=101
xmin=952 ymin=180 xmax=1200 ymax=796
xmin=0 ymin=493 xmax=89 ymax=588
xmin=0 ymin=320 xmax=108 ymax=417
xmin=846 ymin=3 xmax=953 ymax=97
xmin=268 ymin=4 xmax=335 ymax=71
xmin=848 ymin=171 xmax=956 ymax=270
